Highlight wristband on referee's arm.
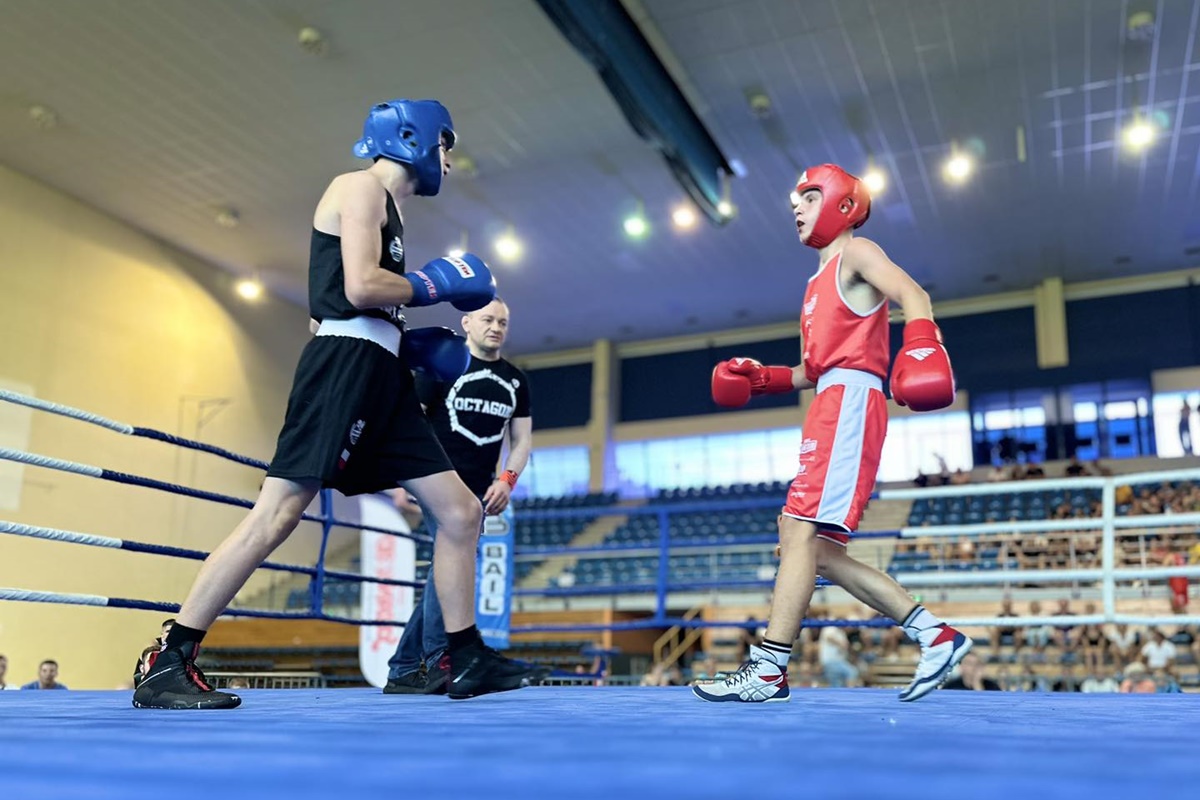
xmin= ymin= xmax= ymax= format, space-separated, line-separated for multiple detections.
xmin=500 ymin=470 xmax=519 ymax=489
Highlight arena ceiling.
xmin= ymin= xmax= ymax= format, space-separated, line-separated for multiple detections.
xmin=2 ymin=0 xmax=1198 ymax=353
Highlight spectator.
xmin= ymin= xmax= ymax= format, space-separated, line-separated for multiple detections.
xmin=992 ymin=599 xmax=1021 ymax=651
xmin=1169 ymin=625 xmax=1198 ymax=667
xmin=950 ymin=468 xmax=971 ymax=486
xmin=133 ymin=618 xmax=175 ymax=687
xmin=1018 ymin=666 xmax=1049 ymax=692
xmin=1154 ymin=670 xmax=1182 ymax=694
xmin=665 ymin=664 xmax=684 ymax=686
xmin=985 ymin=464 xmax=1008 ymax=483
xmin=1078 ymin=602 xmax=1107 ymax=673
xmin=818 ymin=625 xmax=859 ymax=688
xmin=1119 ymin=662 xmax=1157 ymax=693
xmin=1051 ymin=599 xmax=1078 ymax=652
xmin=1080 ymin=671 xmax=1120 ymax=693
xmin=227 ymin=678 xmax=251 ymax=690
xmin=156 ymin=618 xmax=176 ymax=647
xmin=1052 ymin=663 xmax=1081 ymax=692
xmin=737 ymin=617 xmax=761 ymax=662
xmin=933 ymin=453 xmax=952 ymax=486
xmin=941 ymin=653 xmax=1000 ymax=691
xmin=1025 ymin=463 xmax=1046 ymax=479
xmin=1064 ymin=456 xmax=1089 ymax=477
xmin=1141 ymin=629 xmax=1177 ymax=672
xmin=1179 ymin=399 xmax=1195 ymax=456
xmin=21 ymin=659 xmax=67 ymax=690
xmin=1163 ymin=546 xmax=1189 ymax=614
xmin=0 ymin=654 xmax=17 ymax=690
xmin=1106 ymin=623 xmax=1140 ymax=663
xmin=692 ymin=655 xmax=721 ymax=682
xmin=135 ymin=646 xmax=159 ymax=685
xmin=640 ymin=663 xmax=669 ymax=687
xmin=1022 ymin=601 xmax=1054 ymax=652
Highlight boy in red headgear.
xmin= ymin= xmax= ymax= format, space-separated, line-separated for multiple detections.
xmin=696 ymin=165 xmax=970 ymax=704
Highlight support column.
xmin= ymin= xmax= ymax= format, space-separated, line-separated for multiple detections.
xmin=1034 ymin=277 xmax=1069 ymax=369
xmin=587 ymin=339 xmax=618 ymax=493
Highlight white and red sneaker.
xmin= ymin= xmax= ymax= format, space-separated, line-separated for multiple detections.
xmin=692 ymin=645 xmax=790 ymax=703
xmin=899 ymin=610 xmax=973 ymax=702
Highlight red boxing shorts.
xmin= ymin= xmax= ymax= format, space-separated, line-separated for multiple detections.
xmin=783 ymin=368 xmax=888 ymax=545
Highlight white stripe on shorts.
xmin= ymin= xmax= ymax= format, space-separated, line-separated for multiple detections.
xmin=316 ymin=317 xmax=401 ymax=356
xmin=814 ymin=383 xmax=871 ymax=526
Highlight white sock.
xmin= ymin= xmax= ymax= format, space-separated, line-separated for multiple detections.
xmin=901 ymin=605 xmax=943 ymax=643
xmin=755 ymin=640 xmax=792 ymax=668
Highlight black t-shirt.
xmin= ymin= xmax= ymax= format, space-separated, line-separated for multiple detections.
xmin=308 ymin=190 xmax=406 ymax=326
xmin=417 ymin=356 xmax=531 ymax=495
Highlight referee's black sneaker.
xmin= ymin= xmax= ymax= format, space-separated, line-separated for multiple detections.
xmin=447 ymin=636 xmax=528 ymax=699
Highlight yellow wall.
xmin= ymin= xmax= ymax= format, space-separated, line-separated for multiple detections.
xmin=0 ymin=164 xmax=316 ymax=689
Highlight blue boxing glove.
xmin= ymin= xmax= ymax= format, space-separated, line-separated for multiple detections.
xmin=401 ymin=326 xmax=471 ymax=382
xmin=403 ymin=253 xmax=496 ymax=312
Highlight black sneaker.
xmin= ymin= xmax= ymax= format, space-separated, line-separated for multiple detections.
xmin=132 ymin=645 xmax=241 ymax=710
xmin=447 ymin=639 xmax=528 ymax=700
xmin=422 ymin=654 xmax=450 ymax=695
xmin=517 ymin=662 xmax=553 ymax=686
xmin=382 ymin=667 xmax=427 ymax=695
xmin=489 ymin=654 xmax=551 ymax=685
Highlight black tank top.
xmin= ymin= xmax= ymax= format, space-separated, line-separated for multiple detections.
xmin=308 ymin=190 xmax=406 ymax=325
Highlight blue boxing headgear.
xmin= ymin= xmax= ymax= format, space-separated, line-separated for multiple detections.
xmin=353 ymin=99 xmax=456 ymax=196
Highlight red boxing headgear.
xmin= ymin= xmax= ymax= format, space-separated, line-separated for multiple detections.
xmin=793 ymin=164 xmax=871 ymax=249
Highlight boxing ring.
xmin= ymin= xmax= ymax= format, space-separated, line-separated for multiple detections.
xmin=2 ymin=389 xmax=1199 ymax=798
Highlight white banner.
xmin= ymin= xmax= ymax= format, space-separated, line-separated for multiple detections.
xmin=357 ymin=494 xmax=415 ymax=689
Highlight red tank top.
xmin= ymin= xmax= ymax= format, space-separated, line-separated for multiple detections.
xmin=800 ymin=251 xmax=891 ymax=384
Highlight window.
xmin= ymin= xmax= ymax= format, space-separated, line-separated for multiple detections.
xmin=614 ymin=428 xmax=803 ymax=497
xmin=515 ymin=446 xmax=590 ymax=498
xmin=1063 ymin=380 xmax=1153 ymax=460
xmin=878 ymin=412 xmax=973 ymax=482
xmin=1152 ymin=391 xmax=1200 ymax=458
xmin=972 ymin=390 xmax=1051 ymax=465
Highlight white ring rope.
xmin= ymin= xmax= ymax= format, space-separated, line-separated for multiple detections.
xmin=0 ymin=389 xmax=134 ymax=434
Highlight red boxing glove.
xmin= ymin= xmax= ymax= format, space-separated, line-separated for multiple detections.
xmin=711 ymin=358 xmax=795 ymax=408
xmin=890 ymin=319 xmax=955 ymax=412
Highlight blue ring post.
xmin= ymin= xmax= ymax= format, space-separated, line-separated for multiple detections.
xmin=313 ymin=489 xmax=335 ymax=615
xmin=654 ymin=509 xmax=670 ymax=623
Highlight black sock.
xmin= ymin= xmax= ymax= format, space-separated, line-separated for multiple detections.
xmin=447 ymin=625 xmax=479 ymax=650
xmin=164 ymin=623 xmax=207 ymax=650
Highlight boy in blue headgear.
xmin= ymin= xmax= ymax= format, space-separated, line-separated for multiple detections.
xmin=134 ymin=99 xmax=530 ymax=709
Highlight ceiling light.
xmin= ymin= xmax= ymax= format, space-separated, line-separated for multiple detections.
xmin=623 ymin=211 xmax=649 ymax=239
xmin=235 ymin=279 xmax=263 ymax=301
xmin=28 ymin=105 xmax=59 ymax=131
xmin=1123 ymin=119 xmax=1155 ymax=151
xmin=297 ymin=26 xmax=328 ymax=56
xmin=716 ymin=199 xmax=736 ymax=219
xmin=943 ymin=153 xmax=973 ymax=184
xmin=451 ymin=153 xmax=478 ymax=179
xmin=671 ymin=204 xmax=698 ymax=230
xmin=862 ymin=168 xmax=886 ymax=195
xmin=494 ymin=231 xmax=522 ymax=262
xmin=447 ymin=247 xmax=466 ymax=259
xmin=623 ymin=201 xmax=650 ymax=239
xmin=215 ymin=208 xmax=241 ymax=228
